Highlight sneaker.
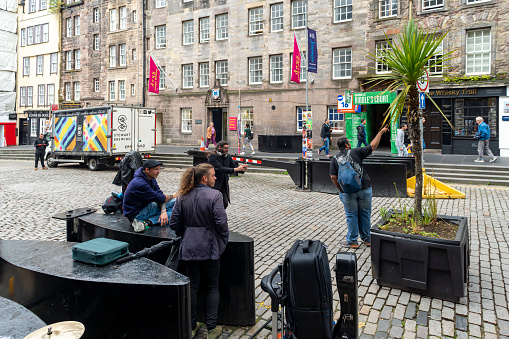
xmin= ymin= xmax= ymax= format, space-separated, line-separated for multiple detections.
xmin=340 ymin=240 xmax=360 ymax=249
xmin=240 ymin=152 xmax=245 ymax=155
xmin=42 ymin=167 xmax=47 ymax=170
xmin=318 ymin=149 xmax=322 ymax=155
xmin=35 ymin=167 xmax=38 ymax=170
xmin=132 ymin=219 xmax=148 ymax=233
xmin=251 ymin=151 xmax=255 ymax=155
xmin=191 ymin=323 xmax=201 ymax=338
xmin=474 ymin=159 xmax=484 ymax=163
xmin=207 ymin=326 xmax=222 ymax=339
xmin=362 ymin=239 xmax=371 ymax=247
xmin=489 ymin=157 xmax=498 ymax=163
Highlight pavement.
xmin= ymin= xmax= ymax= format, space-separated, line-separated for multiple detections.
xmin=1 ymin=159 xmax=508 ymax=338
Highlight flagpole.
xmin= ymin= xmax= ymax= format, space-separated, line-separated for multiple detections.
xmin=149 ymin=53 xmax=178 ymax=91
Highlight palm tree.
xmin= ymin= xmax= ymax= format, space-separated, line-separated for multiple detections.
xmin=367 ymin=19 xmax=452 ymax=223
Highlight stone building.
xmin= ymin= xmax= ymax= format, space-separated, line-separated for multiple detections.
xmin=145 ymin=0 xmax=509 ymax=156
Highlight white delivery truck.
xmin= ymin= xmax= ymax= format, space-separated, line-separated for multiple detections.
xmin=46 ymin=106 xmax=156 ymax=170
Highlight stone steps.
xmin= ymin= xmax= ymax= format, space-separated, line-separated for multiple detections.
xmin=424 ymin=163 xmax=509 ymax=186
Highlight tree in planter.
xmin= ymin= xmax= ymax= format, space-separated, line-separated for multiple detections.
xmin=367 ymin=19 xmax=453 ymax=223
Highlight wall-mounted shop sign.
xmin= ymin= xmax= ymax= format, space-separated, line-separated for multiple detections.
xmin=353 ymin=91 xmax=397 ymax=105
xmin=429 ymin=87 xmax=506 ymax=98
xmin=27 ymin=111 xmax=50 ymax=119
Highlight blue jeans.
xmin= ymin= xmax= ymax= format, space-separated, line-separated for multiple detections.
xmin=357 ymin=139 xmax=368 ymax=148
xmin=319 ymin=138 xmax=330 ymax=155
xmin=135 ymin=198 xmax=176 ymax=225
xmin=339 ymin=187 xmax=372 ymax=244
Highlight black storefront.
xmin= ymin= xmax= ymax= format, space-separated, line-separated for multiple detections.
xmin=25 ymin=110 xmax=51 ymax=145
xmin=425 ymin=86 xmax=505 ymax=156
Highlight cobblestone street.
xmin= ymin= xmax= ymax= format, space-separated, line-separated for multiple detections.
xmin=1 ymin=159 xmax=509 ymax=338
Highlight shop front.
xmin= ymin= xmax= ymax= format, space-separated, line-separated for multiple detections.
xmin=25 ymin=110 xmax=51 ymax=146
xmin=427 ymin=86 xmax=506 ymax=156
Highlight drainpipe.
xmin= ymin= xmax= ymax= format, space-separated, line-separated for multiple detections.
xmin=142 ymin=0 xmax=146 ymax=106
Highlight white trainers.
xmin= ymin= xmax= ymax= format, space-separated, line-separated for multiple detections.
xmin=489 ymin=157 xmax=498 ymax=163
xmin=240 ymin=152 xmax=245 ymax=155
xmin=251 ymin=151 xmax=255 ymax=155
xmin=474 ymin=159 xmax=484 ymax=163
xmin=132 ymin=219 xmax=147 ymax=232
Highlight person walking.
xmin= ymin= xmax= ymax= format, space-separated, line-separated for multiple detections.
xmin=474 ymin=117 xmax=497 ymax=163
xmin=318 ymin=118 xmax=332 ymax=157
xmin=206 ymin=122 xmax=217 ymax=149
xmin=169 ymin=163 xmax=228 ymax=339
xmin=330 ymin=125 xmax=389 ymax=248
xmin=396 ymin=123 xmax=408 ymax=157
xmin=356 ymin=119 xmax=368 ymax=147
xmin=34 ymin=133 xmax=49 ymax=170
xmin=207 ymin=141 xmax=248 ymax=209
xmin=240 ymin=123 xmax=255 ymax=155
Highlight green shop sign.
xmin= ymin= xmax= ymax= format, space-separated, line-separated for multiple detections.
xmin=353 ymin=91 xmax=397 ymax=105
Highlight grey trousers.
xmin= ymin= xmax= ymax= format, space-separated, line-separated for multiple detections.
xmin=478 ymin=139 xmax=494 ymax=159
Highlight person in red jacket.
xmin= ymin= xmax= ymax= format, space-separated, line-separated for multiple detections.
xmin=34 ymin=133 xmax=49 ymax=170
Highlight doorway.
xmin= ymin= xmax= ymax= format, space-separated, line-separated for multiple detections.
xmin=424 ymin=99 xmax=444 ymax=149
xmin=368 ymin=104 xmax=391 ymax=149
xmin=19 ymin=118 xmax=28 ymax=145
xmin=211 ymin=108 xmax=227 ymax=142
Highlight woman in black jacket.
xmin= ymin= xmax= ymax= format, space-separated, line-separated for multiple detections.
xmin=169 ymin=163 xmax=229 ymax=339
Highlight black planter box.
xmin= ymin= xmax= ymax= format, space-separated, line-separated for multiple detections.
xmin=371 ymin=215 xmax=469 ymax=302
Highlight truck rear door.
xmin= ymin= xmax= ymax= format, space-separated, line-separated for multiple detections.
xmin=111 ymin=107 xmax=134 ymax=154
xmin=134 ymin=108 xmax=156 ymax=153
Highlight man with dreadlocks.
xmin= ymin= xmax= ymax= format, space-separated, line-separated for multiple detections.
xmin=169 ymin=163 xmax=228 ymax=339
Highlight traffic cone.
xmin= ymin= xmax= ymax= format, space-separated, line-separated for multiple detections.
xmin=200 ymin=137 xmax=206 ymax=151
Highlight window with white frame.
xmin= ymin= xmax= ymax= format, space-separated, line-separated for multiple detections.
xmin=75 ymin=16 xmax=80 ymax=35
xmin=109 ymin=81 xmax=116 ymax=101
xmin=119 ymin=7 xmax=126 ymax=29
xmin=42 ymin=24 xmax=49 ymax=42
xmin=466 ymin=28 xmax=491 ymax=75
xmin=156 ymin=26 xmax=166 ymax=49
xmin=29 ymin=0 xmax=35 ymax=12
xmin=35 ymin=25 xmax=41 ymax=43
xmin=66 ymin=51 xmax=72 ymax=70
xmin=466 ymin=0 xmax=489 ymax=3
xmin=75 ymin=49 xmax=80 ymax=69
xmin=30 ymin=119 xmax=37 ymax=137
xmin=328 ymin=106 xmax=344 ymax=131
xmin=119 ymin=44 xmax=126 ymax=66
xmin=422 ymin=0 xmax=443 ymax=10
xmin=182 ymin=64 xmax=193 ymax=88
xmin=66 ymin=18 xmax=72 ymax=37
xmin=159 ymin=66 xmax=166 ymax=89
xmin=74 ymin=82 xmax=80 ymax=101
xmin=333 ymin=47 xmax=352 ymax=79
xmin=271 ymin=3 xmax=283 ymax=32
xmin=109 ymin=45 xmax=116 ymax=67
xmin=200 ymin=17 xmax=209 ymax=43
xmin=110 ymin=9 xmax=117 ymax=31
xmin=249 ymin=7 xmax=263 ymax=35
xmin=23 ymin=57 xmax=30 ymax=76
xmin=296 ymin=106 xmax=311 ymax=131
xmin=270 ymin=55 xmax=283 ymax=83
xmin=65 ymin=83 xmax=71 ymax=101
xmin=428 ymin=40 xmax=443 ymax=75
xmin=21 ymin=28 xmax=26 ymax=46
xmin=93 ymin=8 xmax=99 ymax=23
xmin=292 ymin=0 xmax=307 ymax=29
xmin=50 ymin=53 xmax=57 ymax=73
xmin=94 ymin=34 xmax=99 ymax=50
xmin=41 ymin=0 xmax=47 ymax=10
xmin=199 ymin=62 xmax=209 ymax=87
xmin=94 ymin=78 xmax=100 ymax=92
xmin=156 ymin=0 xmax=166 ymax=8
xmin=240 ymin=107 xmax=254 ymax=130
xmin=290 ymin=53 xmax=307 ymax=82
xmin=132 ymin=49 xmax=137 ymax=60
xmin=133 ymin=10 xmax=137 ymax=22
xmin=27 ymin=87 xmax=33 ymax=106
xmin=119 ymin=80 xmax=125 ymax=100
xmin=27 ymin=26 xmax=33 ymax=44
xmin=379 ymin=0 xmax=398 ymax=18
xmin=181 ymin=108 xmax=192 ymax=132
xmin=20 ymin=87 xmax=26 ymax=106
xmin=216 ymin=14 xmax=228 ymax=40
xmin=47 ymin=84 xmax=54 ymax=105
xmin=183 ymin=20 xmax=194 ymax=45
xmin=131 ymin=84 xmax=135 ymax=96
xmin=334 ymin=0 xmax=352 ymax=22
xmin=216 ymin=60 xmax=228 ymax=86
xmin=249 ymin=57 xmax=262 ymax=84
xmin=38 ymin=85 xmax=45 ymax=106
xmin=376 ymin=40 xmax=392 ymax=73
xmin=36 ymin=55 xmax=43 ymax=75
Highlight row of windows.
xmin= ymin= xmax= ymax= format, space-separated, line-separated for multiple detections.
xmin=20 ymin=24 xmax=49 ymax=46
xmin=63 ymin=50 xmax=81 ymax=71
xmin=22 ymin=54 xmax=58 ymax=76
xmin=19 ymin=84 xmax=55 ymax=107
xmin=64 ymin=16 xmax=80 ymax=37
xmin=27 ymin=0 xmax=47 ymax=13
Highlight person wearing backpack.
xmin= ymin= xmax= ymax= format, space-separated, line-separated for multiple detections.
xmin=330 ymin=125 xmax=389 ymax=249
xmin=474 ymin=117 xmax=497 ymax=163
xmin=240 ymin=123 xmax=255 ymax=155
xmin=356 ymin=119 xmax=368 ymax=147
xmin=318 ymin=118 xmax=332 ymax=157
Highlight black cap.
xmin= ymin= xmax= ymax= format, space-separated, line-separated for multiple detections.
xmin=143 ymin=159 xmax=163 ymax=169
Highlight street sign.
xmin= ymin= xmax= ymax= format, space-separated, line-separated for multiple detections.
xmin=417 ymin=69 xmax=429 ymax=93
xmin=338 ymin=94 xmax=360 ymax=113
xmin=419 ymin=93 xmax=426 ymax=109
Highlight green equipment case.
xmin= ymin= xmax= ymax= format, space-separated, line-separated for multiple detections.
xmin=72 ymin=237 xmax=129 ymax=265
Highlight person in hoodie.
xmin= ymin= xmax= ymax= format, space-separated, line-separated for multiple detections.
xmin=34 ymin=133 xmax=49 ymax=170
xmin=123 ymin=159 xmax=177 ymax=232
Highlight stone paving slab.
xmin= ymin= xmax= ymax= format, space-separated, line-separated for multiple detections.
xmin=0 ymin=159 xmax=508 ymax=338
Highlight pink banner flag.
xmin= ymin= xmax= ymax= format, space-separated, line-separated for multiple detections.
xmin=291 ymin=35 xmax=301 ymax=84
xmin=148 ymin=56 xmax=160 ymax=94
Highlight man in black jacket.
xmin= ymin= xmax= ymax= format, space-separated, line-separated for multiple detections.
xmin=318 ymin=118 xmax=332 ymax=157
xmin=207 ymin=141 xmax=248 ymax=209
xmin=357 ymin=119 xmax=368 ymax=147
xmin=34 ymin=133 xmax=49 ymax=170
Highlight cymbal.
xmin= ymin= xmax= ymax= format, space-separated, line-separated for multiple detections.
xmin=23 ymin=321 xmax=85 ymax=339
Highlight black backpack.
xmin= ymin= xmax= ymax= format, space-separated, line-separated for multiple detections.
xmin=102 ymin=195 xmax=123 ymax=214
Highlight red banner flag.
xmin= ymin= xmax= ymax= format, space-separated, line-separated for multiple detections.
xmin=148 ymin=56 xmax=160 ymax=94
xmin=291 ymin=35 xmax=301 ymax=84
